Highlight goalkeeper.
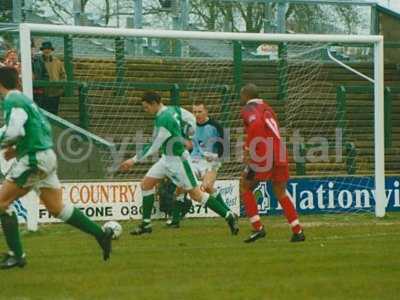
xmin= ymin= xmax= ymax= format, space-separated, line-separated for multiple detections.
xmin=119 ymin=92 xmax=239 ymax=236
xmin=166 ymin=102 xmax=231 ymax=228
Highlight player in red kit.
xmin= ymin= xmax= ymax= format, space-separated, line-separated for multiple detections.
xmin=240 ymin=83 xmax=305 ymax=243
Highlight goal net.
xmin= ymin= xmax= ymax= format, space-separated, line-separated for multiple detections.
xmin=18 ymin=24 xmax=386 ymax=217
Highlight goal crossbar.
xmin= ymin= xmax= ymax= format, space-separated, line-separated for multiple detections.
xmin=21 ymin=23 xmax=382 ymax=43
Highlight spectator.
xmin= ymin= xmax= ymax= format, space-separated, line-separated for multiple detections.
xmin=31 ymin=40 xmax=49 ymax=107
xmin=3 ymin=49 xmax=22 ymax=90
xmin=3 ymin=49 xmax=21 ymax=74
xmin=39 ymin=41 xmax=66 ymax=115
xmin=31 ymin=40 xmax=48 ymax=80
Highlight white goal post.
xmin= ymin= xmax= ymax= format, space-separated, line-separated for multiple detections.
xmin=18 ymin=23 xmax=385 ymax=217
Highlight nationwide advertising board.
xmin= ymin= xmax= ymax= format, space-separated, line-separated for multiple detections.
xmin=253 ymin=176 xmax=400 ymax=215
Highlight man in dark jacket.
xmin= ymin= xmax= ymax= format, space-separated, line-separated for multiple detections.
xmin=31 ymin=40 xmax=49 ymax=108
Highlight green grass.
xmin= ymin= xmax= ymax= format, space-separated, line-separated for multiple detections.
xmin=1 ymin=213 xmax=400 ymax=300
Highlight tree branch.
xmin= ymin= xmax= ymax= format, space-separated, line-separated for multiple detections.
xmin=43 ymin=0 xmax=70 ymax=24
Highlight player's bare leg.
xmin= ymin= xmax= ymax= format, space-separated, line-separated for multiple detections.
xmin=240 ymin=172 xmax=266 ymax=243
xmin=40 ymin=187 xmax=114 ymax=260
xmin=0 ymin=181 xmax=30 ymax=211
xmin=168 ymin=170 xmax=232 ymax=228
xmin=201 ymin=170 xmax=231 ymax=212
xmin=39 ymin=188 xmax=64 ymax=215
xmin=272 ymin=181 xmax=305 ymax=242
xmin=131 ymin=176 xmax=161 ymax=235
xmin=0 ymin=180 xmax=29 ymax=269
xmin=201 ymin=170 xmax=217 ymax=193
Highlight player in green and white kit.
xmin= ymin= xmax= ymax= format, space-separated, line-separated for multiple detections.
xmin=166 ymin=102 xmax=231 ymax=228
xmin=0 ymin=67 xmax=113 ymax=269
xmin=119 ymin=91 xmax=239 ymax=235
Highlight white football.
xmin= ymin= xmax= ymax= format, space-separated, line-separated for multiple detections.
xmin=102 ymin=221 xmax=123 ymax=240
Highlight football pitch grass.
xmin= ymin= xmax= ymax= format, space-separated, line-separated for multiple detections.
xmin=1 ymin=213 xmax=400 ymax=300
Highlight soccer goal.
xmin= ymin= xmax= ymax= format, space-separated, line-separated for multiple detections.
xmin=18 ymin=23 xmax=385 ymax=218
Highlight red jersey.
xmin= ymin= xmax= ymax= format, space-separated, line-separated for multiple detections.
xmin=241 ymin=99 xmax=288 ymax=178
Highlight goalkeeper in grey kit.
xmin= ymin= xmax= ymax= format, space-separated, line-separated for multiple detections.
xmin=119 ymin=91 xmax=239 ymax=235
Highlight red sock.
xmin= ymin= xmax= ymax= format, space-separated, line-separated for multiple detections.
xmin=242 ymin=190 xmax=263 ymax=231
xmin=279 ymin=195 xmax=302 ymax=234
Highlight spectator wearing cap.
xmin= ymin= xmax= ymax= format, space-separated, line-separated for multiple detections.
xmin=38 ymin=41 xmax=66 ymax=115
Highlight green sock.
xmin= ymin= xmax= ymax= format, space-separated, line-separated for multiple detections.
xmin=214 ymin=192 xmax=231 ymax=212
xmin=0 ymin=211 xmax=24 ymax=258
xmin=206 ymin=195 xmax=230 ymax=219
xmin=171 ymin=201 xmax=182 ymax=223
xmin=142 ymin=193 xmax=155 ymax=224
xmin=66 ymin=208 xmax=104 ymax=239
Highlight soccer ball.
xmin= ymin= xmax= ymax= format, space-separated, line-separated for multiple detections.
xmin=102 ymin=221 xmax=123 ymax=240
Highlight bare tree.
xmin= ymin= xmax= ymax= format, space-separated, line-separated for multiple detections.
xmin=190 ymin=0 xmax=265 ymax=32
xmin=287 ymin=3 xmax=362 ymax=34
xmin=234 ymin=2 xmax=265 ymax=32
xmin=40 ymin=0 xmax=72 ymax=24
xmin=35 ymin=0 xmax=127 ymax=26
xmin=335 ymin=5 xmax=362 ymax=34
xmin=190 ymin=0 xmax=223 ymax=31
xmin=29 ymin=0 xmax=363 ymax=34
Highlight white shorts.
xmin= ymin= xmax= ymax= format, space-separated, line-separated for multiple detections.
xmin=191 ymin=157 xmax=221 ymax=180
xmin=6 ymin=149 xmax=61 ymax=190
xmin=146 ymin=152 xmax=198 ymax=191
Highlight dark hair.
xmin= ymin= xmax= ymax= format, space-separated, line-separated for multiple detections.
xmin=193 ymin=102 xmax=208 ymax=110
xmin=241 ymin=83 xmax=259 ymax=99
xmin=0 ymin=67 xmax=18 ymax=90
xmin=142 ymin=91 xmax=161 ymax=104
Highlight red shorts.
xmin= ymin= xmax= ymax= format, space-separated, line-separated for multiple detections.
xmin=245 ymin=163 xmax=289 ymax=182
